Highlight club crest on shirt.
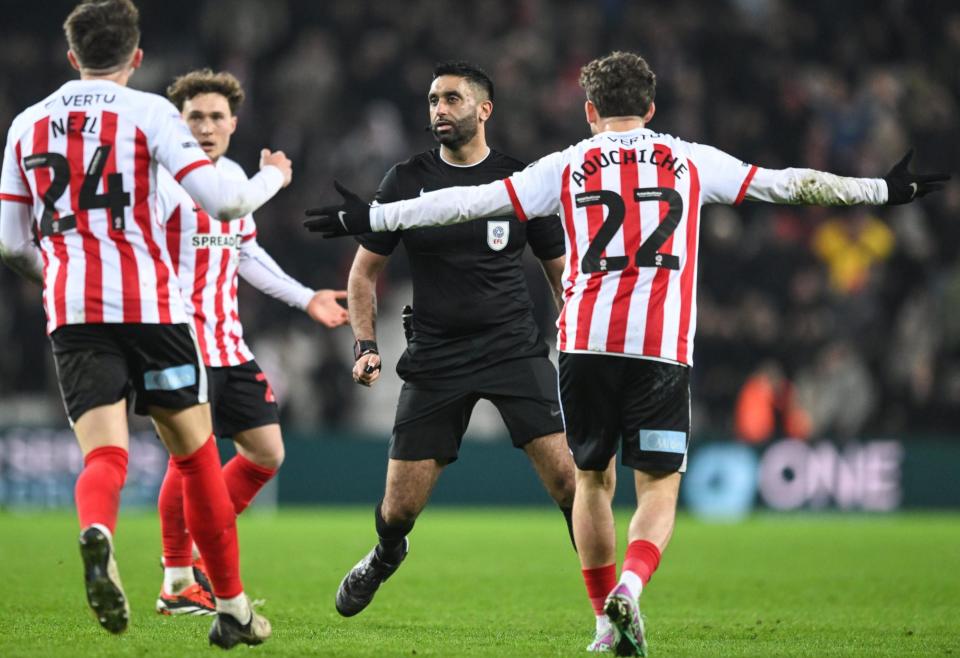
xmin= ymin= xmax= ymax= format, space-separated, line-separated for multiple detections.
xmin=487 ymin=220 xmax=509 ymax=251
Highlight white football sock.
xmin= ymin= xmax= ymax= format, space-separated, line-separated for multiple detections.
xmin=217 ymin=593 xmax=252 ymax=624
xmin=163 ymin=566 xmax=195 ymax=595
xmin=620 ymin=570 xmax=644 ymax=600
xmin=596 ymin=614 xmax=612 ymax=633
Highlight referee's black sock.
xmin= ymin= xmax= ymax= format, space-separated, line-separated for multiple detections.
xmin=560 ymin=505 xmax=577 ymax=552
xmin=375 ymin=500 xmax=414 ymax=563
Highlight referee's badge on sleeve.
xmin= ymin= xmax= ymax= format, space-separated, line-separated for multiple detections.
xmin=487 ymin=221 xmax=509 ymax=251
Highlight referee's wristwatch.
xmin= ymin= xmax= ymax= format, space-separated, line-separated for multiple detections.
xmin=353 ymin=339 xmax=382 ymax=375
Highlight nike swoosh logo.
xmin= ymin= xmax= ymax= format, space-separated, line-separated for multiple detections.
xmin=550 ymin=409 xmax=562 ymax=417
xmin=337 ymin=210 xmax=348 ymax=229
xmin=419 ymin=187 xmax=427 ymax=196
xmin=909 ymin=182 xmax=918 ymax=198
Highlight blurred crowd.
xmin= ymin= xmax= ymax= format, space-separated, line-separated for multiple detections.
xmin=1 ymin=0 xmax=958 ymax=440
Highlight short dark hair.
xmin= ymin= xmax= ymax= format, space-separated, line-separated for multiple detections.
xmin=63 ymin=0 xmax=140 ymax=72
xmin=167 ymin=69 xmax=245 ymax=114
xmin=433 ymin=61 xmax=494 ymax=102
xmin=579 ymin=51 xmax=656 ymax=118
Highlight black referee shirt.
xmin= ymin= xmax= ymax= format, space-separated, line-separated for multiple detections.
xmin=356 ymin=148 xmax=565 ymax=382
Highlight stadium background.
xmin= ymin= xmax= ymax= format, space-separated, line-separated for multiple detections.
xmin=1 ymin=0 xmax=958 ymax=514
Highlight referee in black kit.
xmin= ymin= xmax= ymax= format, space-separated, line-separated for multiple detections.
xmin=335 ymin=61 xmax=577 ymax=618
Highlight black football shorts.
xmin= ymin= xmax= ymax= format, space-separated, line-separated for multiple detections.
xmin=49 ymin=323 xmax=207 ymax=424
xmin=207 ymin=360 xmax=280 ymax=438
xmin=389 ymin=356 xmax=564 ymax=463
xmin=558 ymin=352 xmax=690 ymax=473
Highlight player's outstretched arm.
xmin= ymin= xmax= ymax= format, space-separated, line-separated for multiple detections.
xmin=304 ymin=178 xmax=514 ymax=237
xmin=179 ymin=151 xmax=291 ymax=221
xmin=744 ymin=151 xmax=950 ymax=206
xmin=154 ymin=102 xmax=292 ymax=221
xmin=238 ymin=237 xmax=347 ymax=328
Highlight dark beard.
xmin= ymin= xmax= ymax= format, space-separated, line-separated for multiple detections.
xmin=431 ymin=114 xmax=478 ymax=150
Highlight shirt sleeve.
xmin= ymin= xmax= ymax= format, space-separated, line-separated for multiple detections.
xmin=149 ymin=97 xmax=214 ymax=182
xmin=743 ymin=167 xmax=887 ymax=206
xmin=688 ymin=142 xmax=888 ymax=206
xmin=149 ymin=98 xmax=284 ymax=220
xmin=356 ymin=165 xmax=402 ymax=255
xmin=686 ymin=143 xmax=759 ymax=205
xmin=0 ymin=125 xmax=32 ymax=205
xmin=368 ymin=149 xmax=567 ymax=233
xmin=239 ymin=234 xmax=314 ymax=310
xmin=0 ymin=124 xmax=42 ymax=279
xmin=502 ymin=150 xmax=566 ymax=220
xmin=369 ymin=179 xmax=511 ymax=232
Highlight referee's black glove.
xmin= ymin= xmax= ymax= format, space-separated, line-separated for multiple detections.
xmin=883 ymin=151 xmax=950 ymax=205
xmin=303 ymin=181 xmax=372 ymax=237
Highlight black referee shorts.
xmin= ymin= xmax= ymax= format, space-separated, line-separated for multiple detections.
xmin=558 ymin=352 xmax=690 ymax=473
xmin=389 ymin=356 xmax=564 ymax=463
xmin=207 ymin=360 xmax=280 ymax=438
xmin=49 ymin=323 xmax=207 ymax=424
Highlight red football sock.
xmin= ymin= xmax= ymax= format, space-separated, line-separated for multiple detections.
xmin=158 ymin=456 xmax=193 ymax=567
xmin=222 ymin=453 xmax=277 ymax=514
xmin=623 ymin=540 xmax=662 ymax=585
xmin=173 ymin=437 xmax=243 ymax=598
xmin=75 ymin=446 xmax=128 ymax=535
xmin=582 ymin=564 xmax=618 ymax=615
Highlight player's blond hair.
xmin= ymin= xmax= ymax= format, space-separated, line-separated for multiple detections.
xmin=167 ymin=69 xmax=246 ymax=115
xmin=579 ymin=51 xmax=656 ymax=119
xmin=63 ymin=0 xmax=140 ymax=72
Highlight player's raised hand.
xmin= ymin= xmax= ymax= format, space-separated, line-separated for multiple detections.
xmin=306 ymin=289 xmax=349 ymax=327
xmin=303 ymin=181 xmax=372 ymax=237
xmin=260 ymin=148 xmax=293 ymax=187
xmin=883 ymin=150 xmax=950 ymax=204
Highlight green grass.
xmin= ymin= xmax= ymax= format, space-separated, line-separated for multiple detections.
xmin=0 ymin=508 xmax=958 ymax=656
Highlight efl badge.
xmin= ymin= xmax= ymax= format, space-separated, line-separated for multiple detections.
xmin=487 ymin=220 xmax=509 ymax=251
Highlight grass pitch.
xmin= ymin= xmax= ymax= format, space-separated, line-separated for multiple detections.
xmin=0 ymin=508 xmax=957 ymax=656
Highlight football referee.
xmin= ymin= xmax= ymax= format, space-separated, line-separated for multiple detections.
xmin=336 ymin=61 xmax=577 ymax=619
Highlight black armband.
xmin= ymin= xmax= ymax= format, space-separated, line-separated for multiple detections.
xmin=353 ymin=339 xmax=379 ymax=362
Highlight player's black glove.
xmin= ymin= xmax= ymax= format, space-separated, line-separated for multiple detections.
xmin=883 ymin=151 xmax=950 ymax=205
xmin=303 ymin=181 xmax=372 ymax=237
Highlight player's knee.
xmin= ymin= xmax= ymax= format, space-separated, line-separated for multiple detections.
xmin=244 ymin=442 xmax=284 ymax=470
xmin=559 ymin=479 xmax=576 ymax=507
xmin=550 ymin=471 xmax=576 ymax=506
xmin=577 ymin=468 xmax=616 ymax=495
xmin=260 ymin=443 xmax=285 ymax=470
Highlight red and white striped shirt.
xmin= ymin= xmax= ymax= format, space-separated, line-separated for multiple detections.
xmin=504 ymin=129 xmax=755 ymax=365
xmin=0 ymin=79 xmax=213 ymax=333
xmin=370 ymin=127 xmax=886 ymax=366
xmin=158 ymin=158 xmax=313 ymax=367
xmin=1 ymin=79 xmax=287 ymax=334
